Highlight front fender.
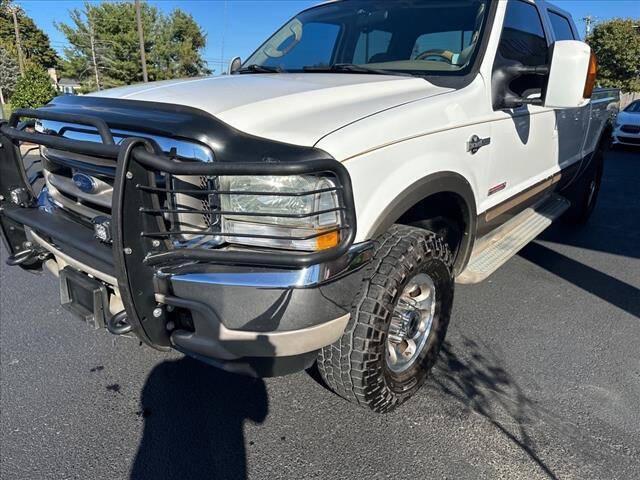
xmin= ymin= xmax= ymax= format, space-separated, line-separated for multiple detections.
xmin=342 ymin=140 xmax=481 ymax=274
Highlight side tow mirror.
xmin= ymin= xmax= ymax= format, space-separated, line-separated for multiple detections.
xmin=544 ymin=40 xmax=595 ymax=109
xmin=228 ymin=56 xmax=242 ymax=75
xmin=492 ymin=60 xmax=550 ymax=110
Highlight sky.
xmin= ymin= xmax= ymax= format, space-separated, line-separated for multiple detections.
xmin=17 ymin=0 xmax=640 ymax=74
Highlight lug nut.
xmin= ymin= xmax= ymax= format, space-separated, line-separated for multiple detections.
xmin=152 ymin=239 xmax=160 ymax=248
xmin=152 ymin=307 xmax=163 ymax=318
xmin=9 ymin=188 xmax=29 ymax=206
xmin=126 ymin=171 xmax=133 ymax=179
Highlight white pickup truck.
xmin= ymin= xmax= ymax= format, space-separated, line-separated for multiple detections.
xmin=0 ymin=0 xmax=619 ymax=412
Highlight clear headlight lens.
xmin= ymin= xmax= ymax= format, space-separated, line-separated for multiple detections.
xmin=219 ymin=175 xmax=341 ymax=251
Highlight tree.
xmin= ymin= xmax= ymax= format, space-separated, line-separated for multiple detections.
xmin=10 ymin=66 xmax=56 ymax=109
xmin=151 ymin=9 xmax=209 ymax=79
xmin=587 ymin=19 xmax=640 ymax=93
xmin=0 ymin=1 xmax=59 ymax=69
xmin=57 ymin=1 xmax=210 ymax=91
xmin=0 ymin=46 xmax=18 ymax=104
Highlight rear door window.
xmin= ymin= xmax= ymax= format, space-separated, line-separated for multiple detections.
xmin=549 ymin=11 xmax=576 ymax=40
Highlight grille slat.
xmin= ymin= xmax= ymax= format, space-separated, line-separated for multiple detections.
xmin=39 ymin=121 xmax=216 ymax=240
xmin=621 ymin=125 xmax=640 ymax=134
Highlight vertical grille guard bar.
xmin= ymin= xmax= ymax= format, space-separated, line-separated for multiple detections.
xmin=112 ymin=138 xmax=358 ymax=349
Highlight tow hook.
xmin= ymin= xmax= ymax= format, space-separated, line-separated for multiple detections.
xmin=6 ymin=247 xmax=51 ymax=266
xmin=106 ymin=310 xmax=133 ymax=336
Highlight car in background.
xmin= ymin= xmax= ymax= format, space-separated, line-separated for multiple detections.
xmin=613 ymin=100 xmax=640 ymax=147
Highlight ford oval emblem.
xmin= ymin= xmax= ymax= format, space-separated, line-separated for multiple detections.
xmin=72 ymin=173 xmax=98 ymax=194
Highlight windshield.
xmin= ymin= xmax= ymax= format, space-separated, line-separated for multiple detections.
xmin=244 ymin=0 xmax=490 ymax=77
xmin=624 ymin=101 xmax=640 ymax=113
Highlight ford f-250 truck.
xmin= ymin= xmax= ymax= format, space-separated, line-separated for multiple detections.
xmin=0 ymin=0 xmax=619 ymax=412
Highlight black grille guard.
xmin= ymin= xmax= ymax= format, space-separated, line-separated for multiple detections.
xmin=0 ymin=102 xmax=357 ymax=348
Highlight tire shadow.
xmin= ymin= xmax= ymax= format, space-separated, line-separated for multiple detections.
xmin=130 ymin=357 xmax=268 ymax=480
xmin=428 ymin=338 xmax=560 ymax=480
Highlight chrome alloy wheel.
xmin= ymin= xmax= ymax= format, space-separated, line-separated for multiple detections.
xmin=386 ymin=273 xmax=437 ymax=373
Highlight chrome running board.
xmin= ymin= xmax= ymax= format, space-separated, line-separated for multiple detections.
xmin=457 ymin=194 xmax=570 ymax=284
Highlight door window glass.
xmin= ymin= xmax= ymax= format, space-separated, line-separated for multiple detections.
xmin=549 ymin=11 xmax=576 ymax=40
xmin=499 ymin=0 xmax=548 ymax=67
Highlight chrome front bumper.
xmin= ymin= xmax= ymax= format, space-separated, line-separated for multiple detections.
xmin=27 ymin=226 xmax=371 ymax=375
xmin=613 ymin=126 xmax=640 ymax=146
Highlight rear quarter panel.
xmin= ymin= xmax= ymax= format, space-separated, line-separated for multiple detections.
xmin=583 ymin=88 xmax=620 ymax=155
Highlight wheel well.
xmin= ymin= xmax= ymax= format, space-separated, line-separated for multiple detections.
xmin=396 ymin=192 xmax=469 ymax=268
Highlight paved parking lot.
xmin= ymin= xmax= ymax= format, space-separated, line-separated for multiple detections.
xmin=1 ymin=148 xmax=639 ymax=480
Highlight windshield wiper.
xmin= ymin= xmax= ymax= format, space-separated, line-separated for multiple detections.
xmin=237 ymin=64 xmax=283 ymax=74
xmin=302 ymin=63 xmax=412 ymax=77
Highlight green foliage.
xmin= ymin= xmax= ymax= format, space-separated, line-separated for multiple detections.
xmin=151 ymin=9 xmax=209 ymax=79
xmin=10 ymin=66 xmax=56 ymax=109
xmin=587 ymin=18 xmax=640 ymax=93
xmin=0 ymin=45 xmax=18 ymax=101
xmin=56 ymin=1 xmax=210 ymax=91
xmin=0 ymin=2 xmax=59 ymax=68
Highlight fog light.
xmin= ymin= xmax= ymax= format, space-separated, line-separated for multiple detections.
xmin=93 ymin=216 xmax=112 ymax=244
xmin=10 ymin=187 xmax=29 ymax=206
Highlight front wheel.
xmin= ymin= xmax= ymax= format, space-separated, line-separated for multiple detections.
xmin=317 ymin=225 xmax=454 ymax=413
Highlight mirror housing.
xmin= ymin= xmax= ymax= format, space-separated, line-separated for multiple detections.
xmin=228 ymin=56 xmax=242 ymax=75
xmin=544 ymin=40 xmax=594 ymax=109
xmin=492 ymin=40 xmax=595 ymax=110
xmin=492 ymin=61 xmax=549 ymax=109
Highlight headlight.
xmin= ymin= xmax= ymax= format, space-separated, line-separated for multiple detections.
xmin=219 ymin=175 xmax=341 ymax=251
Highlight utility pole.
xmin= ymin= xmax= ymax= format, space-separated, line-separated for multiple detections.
xmin=88 ymin=10 xmax=101 ymax=91
xmin=582 ymin=15 xmax=596 ymax=38
xmin=135 ymin=0 xmax=148 ymax=82
xmin=10 ymin=6 xmax=25 ymax=76
xmin=220 ymin=0 xmax=227 ymax=73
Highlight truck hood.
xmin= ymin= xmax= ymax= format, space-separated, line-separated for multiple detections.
xmin=90 ymin=74 xmax=451 ymax=147
xmin=616 ymin=111 xmax=640 ymax=126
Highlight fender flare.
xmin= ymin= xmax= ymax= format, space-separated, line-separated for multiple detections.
xmin=366 ymin=171 xmax=477 ymax=274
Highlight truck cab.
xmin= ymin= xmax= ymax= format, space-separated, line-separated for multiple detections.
xmin=0 ymin=0 xmax=617 ymax=412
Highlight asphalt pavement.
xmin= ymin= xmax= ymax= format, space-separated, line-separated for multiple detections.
xmin=1 ymin=148 xmax=639 ymax=480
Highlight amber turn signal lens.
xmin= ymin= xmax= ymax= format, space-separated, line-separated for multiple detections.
xmin=583 ymin=52 xmax=598 ymax=99
xmin=316 ymin=230 xmax=340 ymax=250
